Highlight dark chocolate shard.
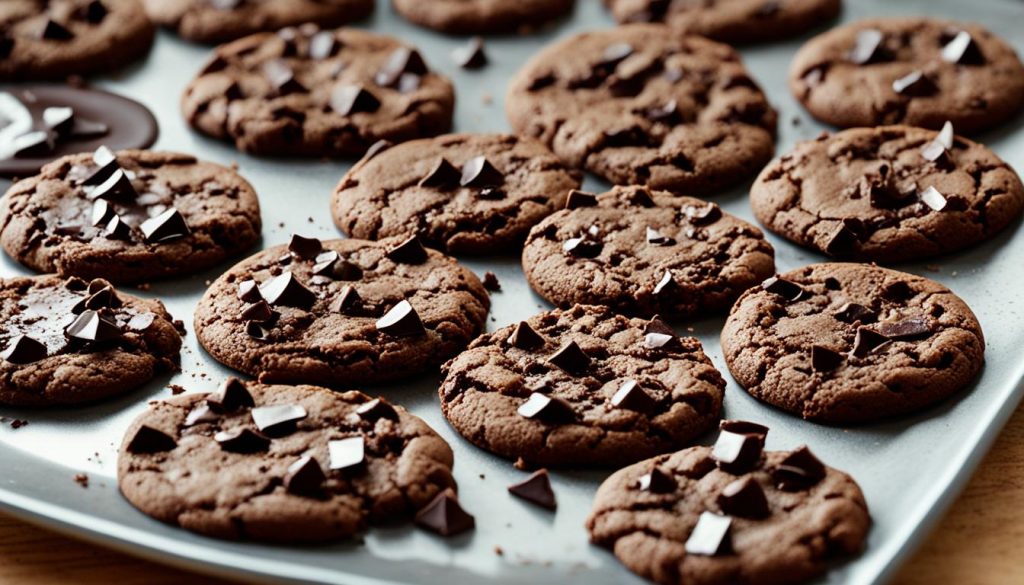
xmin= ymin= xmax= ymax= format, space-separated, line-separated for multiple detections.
xmin=241 ymin=300 xmax=275 ymax=323
xmin=329 ymin=285 xmax=362 ymax=315
xmin=238 ymin=279 xmax=262 ymax=303
xmin=646 ymin=226 xmax=675 ymax=246
xmin=126 ymin=425 xmax=177 ymax=454
xmin=11 ymin=131 xmax=53 ymax=158
xmin=376 ymin=300 xmax=425 ymax=337
xmin=356 ymin=398 xmax=399 ymax=422
xmin=288 ymin=234 xmax=322 ymax=260
xmin=330 ymin=84 xmax=381 ymax=116
xmin=712 ymin=430 xmax=763 ymax=474
xmin=328 ymin=436 xmax=365 ymax=471
xmin=79 ymin=0 xmax=109 ymax=24
xmin=313 ymin=252 xmax=362 ymax=280
xmin=418 ymin=158 xmax=461 ymax=189
xmin=717 ymin=477 xmax=770 ymax=519
xmin=89 ymin=168 xmax=136 ymax=201
xmin=563 ymin=236 xmax=601 ymax=258
xmin=43 ymin=106 xmax=74 ymax=136
xmin=850 ymin=327 xmax=890 ymax=358
xmin=1 ymin=335 xmax=48 ymax=364
xmin=259 ymin=272 xmax=317 ymax=310
xmin=263 ymin=59 xmax=306 ymax=95
xmin=848 ymin=28 xmax=887 ymax=64
xmin=877 ymin=318 xmax=933 ymax=340
xmin=517 ymin=392 xmax=576 ymax=423
xmin=460 ymin=156 xmax=504 ymax=188
xmin=251 ymin=404 xmax=307 ymax=436
xmin=184 ymin=403 xmax=219 ymax=427
xmin=415 ymin=488 xmax=475 ymax=537
xmin=546 ymin=340 xmax=591 ymax=374
xmin=941 ymin=30 xmax=984 ymax=65
xmin=683 ymin=202 xmax=722 ymax=225
xmin=508 ymin=321 xmax=545 ymax=350
xmin=508 ymin=469 xmax=557 ymax=510
xmin=685 ymin=512 xmax=732 ymax=556
xmin=140 ymin=208 xmax=190 ymax=243
xmin=375 ymin=47 xmax=428 ymax=88
xmin=104 ymin=215 xmax=131 ymax=240
xmin=718 ymin=420 xmax=769 ymax=442
xmin=811 ymin=345 xmax=845 ymax=372
xmin=834 ymin=302 xmax=878 ymax=324
xmin=611 ymin=379 xmax=657 ymax=414
xmin=386 ymin=235 xmax=428 ymax=264
xmin=208 ymin=377 xmax=255 ymax=412
xmin=653 ymin=271 xmax=676 ymax=296
xmin=892 ymin=70 xmax=937 ymax=96
xmin=91 ymin=199 xmax=114 ymax=226
xmin=39 ymin=19 xmax=74 ymax=41
xmin=285 ymin=456 xmax=327 ymax=498
xmin=772 ymin=445 xmax=826 ymax=491
xmin=564 ymin=189 xmax=598 ymax=209
xmin=452 ymin=36 xmax=488 ymax=69
xmin=761 ymin=276 xmax=804 ymax=302
xmin=214 ymin=428 xmax=271 ymax=453
xmin=66 ymin=310 xmax=121 ymax=343
xmin=638 ymin=467 xmax=676 ymax=493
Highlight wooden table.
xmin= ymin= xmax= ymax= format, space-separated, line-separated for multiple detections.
xmin=3 ymin=405 xmax=1024 ymax=585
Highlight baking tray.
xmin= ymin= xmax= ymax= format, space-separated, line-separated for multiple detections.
xmin=2 ymin=0 xmax=1024 ymax=583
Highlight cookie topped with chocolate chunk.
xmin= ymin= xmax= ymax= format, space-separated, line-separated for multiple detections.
xmin=721 ymin=263 xmax=985 ymax=424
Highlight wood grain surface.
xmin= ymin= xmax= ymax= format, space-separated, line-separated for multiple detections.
xmin=2 ymin=404 xmax=1024 ymax=585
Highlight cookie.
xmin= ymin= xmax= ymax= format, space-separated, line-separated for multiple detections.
xmin=587 ymin=424 xmax=870 ymax=585
xmin=182 ymin=27 xmax=455 ymax=158
xmin=142 ymin=0 xmax=373 ymax=44
xmin=751 ymin=125 xmax=1024 ymax=263
xmin=507 ymin=24 xmax=777 ymax=197
xmin=0 ymin=0 xmax=154 ymax=81
xmin=790 ymin=18 xmax=1024 ymax=134
xmin=392 ymin=0 xmax=575 ymax=34
xmin=604 ymin=0 xmax=841 ymax=44
xmin=522 ymin=186 xmax=775 ymax=320
xmin=0 ymin=274 xmax=182 ymax=406
xmin=0 ymin=148 xmax=262 ymax=284
xmin=0 ymin=85 xmax=158 ymax=179
xmin=195 ymin=235 xmax=490 ymax=387
xmin=439 ymin=304 xmax=725 ymax=468
xmin=721 ymin=263 xmax=985 ymax=424
xmin=331 ymin=134 xmax=583 ymax=255
xmin=118 ymin=380 xmax=458 ymax=542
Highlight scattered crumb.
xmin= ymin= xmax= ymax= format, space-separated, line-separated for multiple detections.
xmin=482 ymin=93 xmax=493 ymax=105
xmin=494 ymin=546 xmax=504 ymax=556
xmin=791 ymin=116 xmax=801 ymax=126
xmin=278 ymin=222 xmax=286 ymax=228
xmin=307 ymin=217 xmax=314 ymax=223
xmin=479 ymin=473 xmax=486 ymax=479
xmin=483 ymin=271 xmax=501 ymax=291
xmin=514 ymin=457 xmax=528 ymax=470
xmin=168 ymin=384 xmax=186 ymax=395
xmin=10 ymin=419 xmax=28 ymax=429
xmin=74 ymin=473 xmax=89 ymax=488
xmin=230 ymin=161 xmax=240 ymax=171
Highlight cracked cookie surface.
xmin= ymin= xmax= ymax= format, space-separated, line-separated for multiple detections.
xmin=0 ymin=275 xmax=182 ymax=406
xmin=0 ymin=0 xmax=155 ymax=80
xmin=392 ymin=0 xmax=575 ymax=34
xmin=182 ymin=26 xmax=455 ymax=158
xmin=118 ymin=381 xmax=456 ymax=542
xmin=721 ymin=263 xmax=985 ymax=424
xmin=506 ymin=24 xmax=777 ymax=197
xmin=604 ymin=0 xmax=841 ymax=44
xmin=142 ymin=0 xmax=373 ymax=44
xmin=586 ymin=444 xmax=870 ymax=585
xmin=195 ymin=237 xmax=490 ymax=387
xmin=751 ymin=125 xmax=1024 ymax=263
xmin=0 ymin=149 xmax=262 ymax=284
xmin=789 ymin=18 xmax=1024 ymax=134
xmin=522 ymin=186 xmax=775 ymax=320
xmin=332 ymin=134 xmax=582 ymax=255
xmin=439 ymin=304 xmax=725 ymax=468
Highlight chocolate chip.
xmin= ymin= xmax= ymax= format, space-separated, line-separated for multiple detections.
xmin=772 ymin=445 xmax=826 ymax=491
xmin=850 ymin=327 xmax=890 ymax=358
xmin=376 ymin=300 xmax=425 ymax=337
xmin=90 ymin=200 xmax=114 ymax=227
xmin=184 ymin=403 xmax=219 ymax=427
xmin=285 ymin=456 xmax=326 ymax=498
xmin=920 ymin=140 xmax=949 ymax=164
xmin=919 ymin=186 xmax=947 ymax=211
xmin=260 ymin=273 xmax=317 ymax=310
xmin=262 ymin=59 xmax=306 ymax=95
xmin=43 ymin=106 xmax=74 ymax=136
xmin=386 ymin=235 xmax=428 ymax=264
xmin=287 ymin=234 xmax=323 ymax=260
xmin=126 ymin=425 xmax=177 ymax=454
xmin=252 ymin=404 xmax=307 ymax=436
xmin=460 ymin=156 xmax=504 ymax=188
xmin=834 ymin=302 xmax=877 ymax=324
xmin=241 ymin=300 xmax=275 ymax=323
xmin=711 ymin=430 xmax=763 ymax=474
xmin=848 ymin=29 xmax=887 ymax=64
xmin=507 ymin=469 xmax=557 ymax=510
xmin=214 ymin=428 xmax=271 ymax=453
xmin=683 ymin=202 xmax=722 ymax=225
xmin=823 ymin=222 xmax=858 ymax=256
xmin=73 ymin=285 xmax=120 ymax=313
xmin=611 ymin=379 xmax=657 ymax=414
xmin=415 ymin=488 xmax=475 ymax=536
xmin=356 ymin=398 xmax=399 ymax=422
xmin=941 ymin=30 xmax=984 ymax=65
xmin=39 ymin=19 xmax=74 ymax=41
xmin=482 ymin=271 xmax=500 ymax=291
xmin=89 ymin=168 xmax=136 ymax=201
xmin=328 ymin=436 xmax=365 ymax=470
xmin=11 ymin=131 xmax=53 ymax=158
xmin=308 ymin=31 xmax=339 ymax=60
xmin=936 ymin=120 xmax=955 ymax=150
xmin=329 ymin=285 xmax=362 ymax=315
xmin=685 ymin=512 xmax=732 ymax=556
xmin=375 ymin=47 xmax=428 ymax=88
xmin=2 ymin=335 xmax=47 ymax=364
xmin=419 ymin=158 xmax=461 ymax=189
xmin=645 ymin=227 xmax=675 ymax=246
xmin=330 ymin=84 xmax=381 ymax=116
xmin=761 ymin=276 xmax=804 ymax=302
xmin=83 ymin=146 xmax=120 ymax=185
xmin=127 ymin=312 xmax=155 ymax=331
xmin=643 ymin=331 xmax=674 ymax=349
xmin=547 ymin=340 xmax=591 ymax=375
xmin=717 ymin=477 xmax=770 ymax=519
xmin=892 ymin=71 xmax=937 ymax=96
xmin=563 ymin=189 xmax=598 ymax=210
xmin=563 ymin=236 xmax=601 ymax=258
xmin=238 ymin=279 xmax=262 ymax=303
xmin=208 ymin=377 xmax=255 ymax=412
xmin=66 ymin=310 xmax=120 ymax=343
xmin=811 ymin=345 xmax=844 ymax=372
xmin=653 ymin=271 xmax=676 ymax=296
xmin=517 ymin=392 xmax=576 ymax=423
xmin=718 ymin=420 xmax=769 ymax=442
xmin=508 ymin=321 xmax=545 ymax=350
xmin=79 ymin=0 xmax=109 ymax=23
xmin=452 ymin=36 xmax=487 ymax=69
xmin=140 ymin=208 xmax=190 ymax=243
xmin=877 ymin=318 xmax=933 ymax=339
xmin=313 ymin=251 xmax=362 ymax=280
xmin=637 ymin=467 xmax=675 ymax=493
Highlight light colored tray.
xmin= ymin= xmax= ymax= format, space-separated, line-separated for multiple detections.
xmin=2 ymin=0 xmax=1024 ymax=583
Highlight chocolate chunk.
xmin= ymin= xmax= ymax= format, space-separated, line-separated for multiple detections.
xmin=251 ymin=403 xmax=307 ymax=436
xmin=565 ymin=189 xmax=598 ymax=209
xmin=262 ymin=59 xmax=306 ymax=95
xmin=259 ymin=273 xmax=317 ymax=310
xmin=313 ymin=252 xmax=362 ymax=280
xmin=327 ymin=285 xmax=361 ymax=315
xmin=126 ymin=425 xmax=177 ymax=454
xmin=653 ymin=271 xmax=676 ymax=296
xmin=39 ymin=19 xmax=74 ymax=41
xmin=376 ymin=300 xmax=425 ymax=337
xmin=644 ymin=99 xmax=680 ymax=124
xmin=460 ymin=156 xmax=504 ymax=188
xmin=685 ymin=512 xmax=732 ymax=556
xmin=892 ymin=71 xmax=937 ymax=96
xmin=881 ymin=280 xmax=913 ymax=301
xmin=508 ymin=321 xmax=545 ymax=350
xmin=126 ymin=312 xmax=155 ymax=331
xmin=717 ymin=477 xmax=770 ymax=519
xmin=919 ymin=186 xmax=947 ymax=211
xmin=356 ymin=398 xmax=399 ymax=422
xmin=140 ymin=208 xmax=190 ymax=243
xmin=328 ymin=436 xmax=365 ymax=470
xmin=563 ymin=236 xmax=601 ymax=258
xmin=547 ymin=340 xmax=591 ymax=374
xmin=308 ymin=31 xmax=339 ymax=60
xmin=415 ymin=488 xmax=475 ymax=537
xmin=643 ymin=331 xmax=674 ymax=349
xmin=79 ymin=0 xmax=109 ymax=24
xmin=517 ymin=392 xmax=576 ymax=423
xmin=772 ymin=445 xmax=826 ymax=491
xmin=718 ymin=420 xmax=769 ymax=443
xmin=611 ymin=379 xmax=657 ymax=414
xmin=637 ymin=467 xmax=676 ymax=493
xmin=66 ymin=310 xmax=121 ymax=343
xmin=43 ymin=106 xmax=75 ymax=136
xmin=2 ymin=335 xmax=48 ymax=364
xmin=89 ymin=168 xmax=136 ymax=201
xmin=835 ymin=302 xmax=877 ymax=324
xmin=848 ymin=29 xmax=886 ymax=64
xmin=214 ymin=428 xmax=271 ymax=453
xmin=942 ymin=30 xmax=984 ymax=65
xmin=507 ymin=469 xmax=557 ymax=510
xmin=288 ymin=235 xmax=322 ymax=260
xmin=330 ymin=84 xmax=381 ymax=116
xmin=12 ymin=132 xmax=53 ymax=158
xmin=183 ymin=403 xmax=219 ymax=427
xmin=811 ymin=345 xmax=844 ymax=372
xmin=761 ymin=276 xmax=804 ymax=302
xmin=683 ymin=202 xmax=722 ymax=225
xmin=850 ymin=327 xmax=890 ymax=358
xmin=74 ymin=285 xmax=120 ymax=312
xmin=645 ymin=227 xmax=674 ymax=246
xmin=104 ymin=215 xmax=130 ymax=239
xmin=386 ymin=235 xmax=428 ymax=264
xmin=482 ymin=271 xmax=500 ymax=291
xmin=238 ymin=279 xmax=262 ymax=303
xmin=920 ymin=140 xmax=948 ymax=164
xmin=208 ymin=377 xmax=255 ymax=412
xmin=711 ymin=430 xmax=763 ymax=474
xmin=285 ymin=456 xmax=327 ymax=497
xmin=375 ymin=47 xmax=428 ymax=88
xmin=90 ymin=199 xmax=114 ymax=227
xmin=452 ymin=37 xmax=487 ymax=69
xmin=823 ymin=221 xmax=858 ymax=256
xmin=877 ymin=318 xmax=933 ymax=340
xmin=418 ymin=158 xmax=461 ymax=189
xmin=83 ymin=146 xmax=120 ymax=185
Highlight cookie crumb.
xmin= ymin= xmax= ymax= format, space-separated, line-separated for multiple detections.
xmin=74 ymin=473 xmax=89 ymax=488
xmin=482 ymin=93 xmax=493 ymax=105
xmin=494 ymin=546 xmax=504 ymax=556
xmin=10 ymin=419 xmax=28 ymax=429
xmin=168 ymin=384 xmax=186 ymax=395
xmin=483 ymin=271 xmax=501 ymax=291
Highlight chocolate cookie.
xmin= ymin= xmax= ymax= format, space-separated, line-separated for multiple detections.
xmin=522 ymin=186 xmax=775 ymax=320
xmin=790 ymin=18 xmax=1024 ymax=134
xmin=721 ymin=263 xmax=985 ymax=424
xmin=605 ymin=0 xmax=841 ymax=44
xmin=439 ymin=304 xmax=725 ymax=468
xmin=751 ymin=125 xmax=1024 ymax=263
xmin=587 ymin=424 xmax=870 ymax=585
xmin=506 ymin=24 xmax=777 ymax=197
xmin=0 ymin=275 xmax=182 ymax=406
xmin=118 ymin=380 xmax=458 ymax=542
xmin=0 ymin=85 xmax=159 ymax=179
xmin=142 ymin=0 xmax=373 ymax=44
xmin=0 ymin=0 xmax=155 ymax=80
xmin=182 ymin=27 xmax=455 ymax=158
xmin=331 ymin=134 xmax=583 ymax=255
xmin=0 ymin=148 xmax=262 ymax=284
xmin=392 ymin=0 xmax=575 ymax=34
xmin=195 ymin=236 xmax=490 ymax=387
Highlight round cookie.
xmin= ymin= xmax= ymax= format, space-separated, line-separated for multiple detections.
xmin=182 ymin=27 xmax=455 ymax=158
xmin=0 ymin=148 xmax=263 ymax=284
xmin=332 ymin=134 xmax=583 ymax=255
xmin=439 ymin=304 xmax=726 ymax=468
xmin=587 ymin=428 xmax=869 ymax=585
xmin=195 ymin=235 xmax=490 ymax=387
xmin=721 ymin=263 xmax=985 ymax=424
xmin=0 ymin=275 xmax=182 ymax=406
xmin=392 ymin=0 xmax=575 ymax=34
xmin=0 ymin=0 xmax=155 ymax=80
xmin=142 ymin=0 xmax=373 ymax=44
xmin=118 ymin=381 xmax=457 ymax=542
xmin=604 ymin=0 xmax=841 ymax=45
xmin=751 ymin=125 xmax=1024 ymax=263
xmin=522 ymin=186 xmax=776 ymax=320
xmin=506 ymin=24 xmax=777 ymax=197
xmin=789 ymin=18 xmax=1024 ymax=134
